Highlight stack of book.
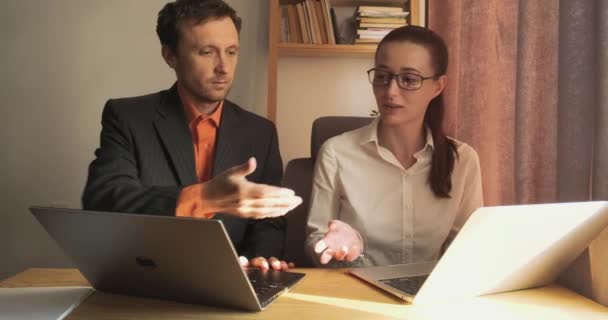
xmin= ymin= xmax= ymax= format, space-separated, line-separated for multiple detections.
xmin=354 ymin=6 xmax=408 ymax=45
xmin=280 ymin=0 xmax=337 ymax=45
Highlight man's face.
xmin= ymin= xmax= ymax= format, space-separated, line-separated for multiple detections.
xmin=163 ymin=17 xmax=239 ymax=105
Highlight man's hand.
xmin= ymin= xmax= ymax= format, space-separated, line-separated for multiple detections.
xmin=314 ymin=220 xmax=363 ymax=264
xmin=239 ymin=256 xmax=295 ymax=271
xmin=200 ymin=157 xmax=302 ymax=219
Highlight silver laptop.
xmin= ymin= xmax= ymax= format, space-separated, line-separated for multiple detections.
xmin=30 ymin=206 xmax=304 ymax=311
xmin=350 ymin=201 xmax=608 ymax=304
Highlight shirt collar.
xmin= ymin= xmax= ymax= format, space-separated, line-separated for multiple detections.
xmin=360 ymin=117 xmax=381 ymax=145
xmin=360 ymin=117 xmax=435 ymax=152
xmin=416 ymin=128 xmax=434 ymax=160
xmin=177 ymin=82 xmax=223 ymax=128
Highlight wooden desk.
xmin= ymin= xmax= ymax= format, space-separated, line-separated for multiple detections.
xmin=2 ymin=268 xmax=607 ymax=319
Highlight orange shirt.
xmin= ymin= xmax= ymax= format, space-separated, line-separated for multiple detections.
xmin=175 ymin=83 xmax=223 ymax=218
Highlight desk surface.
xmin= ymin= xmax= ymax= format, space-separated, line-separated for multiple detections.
xmin=2 ymin=268 xmax=607 ymax=320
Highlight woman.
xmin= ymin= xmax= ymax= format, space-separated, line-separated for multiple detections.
xmin=306 ymin=26 xmax=483 ymax=267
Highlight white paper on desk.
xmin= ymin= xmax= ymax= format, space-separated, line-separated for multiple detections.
xmin=0 ymin=286 xmax=94 ymax=320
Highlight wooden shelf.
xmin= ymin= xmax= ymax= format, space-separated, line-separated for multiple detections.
xmin=267 ymin=0 xmax=425 ymax=122
xmin=277 ymin=43 xmax=377 ymax=58
xmin=327 ymin=0 xmax=405 ymax=6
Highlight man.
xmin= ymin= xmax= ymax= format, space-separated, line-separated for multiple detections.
xmin=83 ymin=0 xmax=301 ymax=271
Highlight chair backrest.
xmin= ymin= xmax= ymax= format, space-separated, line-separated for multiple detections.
xmin=311 ymin=116 xmax=374 ymax=161
xmin=283 ymin=116 xmax=373 ymax=266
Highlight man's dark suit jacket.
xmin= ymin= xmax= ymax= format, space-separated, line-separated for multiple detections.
xmin=83 ymin=84 xmax=285 ymax=258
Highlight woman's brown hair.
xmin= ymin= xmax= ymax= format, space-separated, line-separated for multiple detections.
xmin=376 ymin=26 xmax=457 ymax=198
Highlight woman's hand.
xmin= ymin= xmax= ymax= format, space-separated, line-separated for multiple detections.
xmin=313 ymin=220 xmax=363 ymax=264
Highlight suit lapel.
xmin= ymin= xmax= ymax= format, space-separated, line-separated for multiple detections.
xmin=213 ymin=101 xmax=243 ymax=176
xmin=211 ymin=101 xmax=246 ymax=228
xmin=154 ymin=85 xmax=198 ymax=186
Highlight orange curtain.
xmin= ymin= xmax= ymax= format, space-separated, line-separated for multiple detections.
xmin=429 ymin=0 xmax=607 ymax=205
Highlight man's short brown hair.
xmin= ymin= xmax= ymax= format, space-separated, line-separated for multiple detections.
xmin=156 ymin=0 xmax=242 ymax=52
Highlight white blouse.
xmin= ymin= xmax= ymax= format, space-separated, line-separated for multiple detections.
xmin=306 ymin=118 xmax=484 ymax=267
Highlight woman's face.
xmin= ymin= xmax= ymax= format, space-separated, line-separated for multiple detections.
xmin=372 ymin=41 xmax=446 ymax=127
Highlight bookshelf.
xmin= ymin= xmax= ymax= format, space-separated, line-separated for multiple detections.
xmin=267 ymin=0 xmax=427 ymax=121
xmin=277 ymin=43 xmax=376 ymax=57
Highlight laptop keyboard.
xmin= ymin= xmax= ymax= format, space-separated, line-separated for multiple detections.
xmin=379 ymin=274 xmax=429 ymax=296
xmin=245 ymin=268 xmax=305 ymax=308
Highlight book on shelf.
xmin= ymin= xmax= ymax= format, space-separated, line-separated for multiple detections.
xmin=287 ymin=4 xmax=303 ymax=43
xmin=281 ymin=4 xmax=303 ymax=43
xmin=359 ymin=22 xmax=406 ymax=28
xmin=357 ymin=29 xmax=392 ymax=36
xmin=320 ymin=0 xmax=336 ymax=44
xmin=358 ymin=6 xmax=404 ymax=13
xmin=305 ymin=0 xmax=319 ymax=44
xmin=280 ymin=5 xmax=290 ymax=43
xmin=358 ymin=11 xmax=409 ymax=18
xmin=280 ymin=0 xmax=336 ymax=45
xmin=333 ymin=5 xmax=357 ymax=44
xmin=313 ymin=0 xmax=329 ymax=44
xmin=356 ymin=28 xmax=389 ymax=39
xmin=295 ymin=3 xmax=310 ymax=44
xmin=357 ymin=17 xmax=407 ymax=24
xmin=278 ymin=0 xmax=418 ymax=46
xmin=329 ymin=7 xmax=341 ymax=44
xmin=303 ymin=0 xmax=329 ymax=44
xmin=354 ymin=4 xmax=407 ymax=45
xmin=303 ymin=1 xmax=318 ymax=44
xmin=357 ymin=34 xmax=386 ymax=40
xmin=354 ymin=38 xmax=381 ymax=44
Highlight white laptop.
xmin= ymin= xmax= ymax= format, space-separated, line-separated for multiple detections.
xmin=350 ymin=201 xmax=608 ymax=304
xmin=30 ymin=206 xmax=304 ymax=311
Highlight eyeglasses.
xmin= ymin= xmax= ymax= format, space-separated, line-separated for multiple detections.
xmin=367 ymin=68 xmax=436 ymax=90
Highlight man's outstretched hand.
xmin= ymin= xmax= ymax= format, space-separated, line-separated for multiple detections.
xmin=239 ymin=256 xmax=295 ymax=271
xmin=200 ymin=157 xmax=302 ymax=219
